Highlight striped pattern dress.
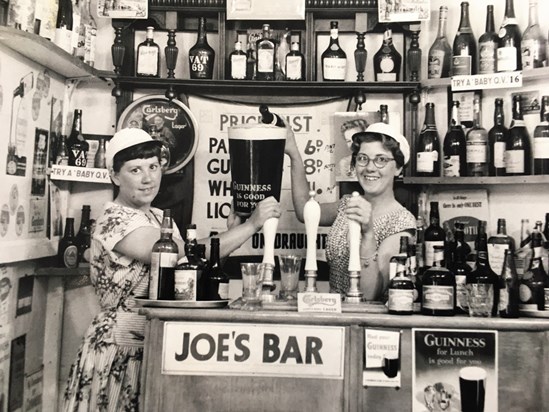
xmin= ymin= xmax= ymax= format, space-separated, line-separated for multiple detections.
xmin=63 ymin=202 xmax=181 ymax=412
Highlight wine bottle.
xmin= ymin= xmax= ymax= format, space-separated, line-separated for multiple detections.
xmin=321 ymin=21 xmax=347 ymax=81
xmin=422 ymin=245 xmax=456 ymax=316
xmin=388 ymin=255 xmax=414 ymax=315
xmin=415 ymin=103 xmax=441 ymax=177
xmin=174 ymin=225 xmax=203 ymax=301
xmin=466 ymin=96 xmax=489 ymax=177
xmin=54 ymin=0 xmax=73 ymax=53
xmin=285 ymin=42 xmax=305 ymax=81
xmin=424 ymin=201 xmax=445 ymax=268
xmin=373 ymin=28 xmax=402 ymax=81
xmin=246 ymin=44 xmax=256 ymax=80
xmin=488 ymin=98 xmax=509 ymax=176
xmin=94 ymin=137 xmax=106 ymax=168
xmin=478 ymin=5 xmax=498 ymax=74
xmin=229 ymin=41 xmax=247 ymax=80
xmin=256 ymin=24 xmax=276 ymax=81
xmin=58 ymin=217 xmax=78 ymax=268
xmin=506 ymin=95 xmax=531 ymax=176
xmin=201 ymin=237 xmax=230 ymax=301
xmin=443 ymin=100 xmax=467 ymax=177
xmin=136 ymin=26 xmax=160 ymax=77
xmin=415 ymin=216 xmax=426 ymax=272
xmin=499 ymin=248 xmax=520 ymax=318
xmin=487 ymin=218 xmax=515 ymax=278
xmin=75 ymin=204 xmax=92 ymax=267
xmin=534 ymin=95 xmax=549 ymax=175
xmin=149 ymin=209 xmax=178 ymax=300
xmin=453 ymin=223 xmax=472 ymax=314
xmin=407 ymin=243 xmax=422 ymax=313
xmin=497 ymin=0 xmax=522 ymax=72
xmin=76 ymin=0 xmax=96 ymax=66
xmin=452 ymin=1 xmax=477 ymax=76
xmin=428 ymin=6 xmax=452 ymax=79
xmin=521 ymin=0 xmax=546 ymax=70
xmin=67 ymin=109 xmax=89 ymax=167
xmin=189 ymin=17 xmax=215 ymax=80
xmin=520 ymin=232 xmax=549 ymax=311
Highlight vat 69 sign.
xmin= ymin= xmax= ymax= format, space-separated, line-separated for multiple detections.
xmin=162 ymin=322 xmax=345 ymax=379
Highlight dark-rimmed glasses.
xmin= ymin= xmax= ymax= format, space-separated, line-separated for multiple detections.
xmin=355 ymin=154 xmax=395 ymax=169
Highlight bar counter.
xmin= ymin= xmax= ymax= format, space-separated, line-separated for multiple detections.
xmin=139 ymin=306 xmax=549 ymax=411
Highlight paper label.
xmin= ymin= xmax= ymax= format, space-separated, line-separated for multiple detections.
xmin=422 ymin=285 xmax=454 ymax=310
xmin=443 ymin=155 xmax=461 ymax=177
xmin=497 ymin=47 xmax=518 ymax=72
xmin=505 ymin=149 xmax=525 ymax=173
xmin=534 ymin=138 xmax=549 ymax=159
xmin=323 ymin=58 xmax=347 ymax=80
xmin=494 ymin=141 xmax=506 ymax=168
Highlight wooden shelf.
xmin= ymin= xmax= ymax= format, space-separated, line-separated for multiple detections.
xmin=0 ymin=26 xmax=104 ymax=80
xmin=35 ymin=267 xmax=90 ymax=277
xmin=50 ymin=165 xmax=111 ymax=184
xmin=403 ymin=175 xmax=549 ymax=185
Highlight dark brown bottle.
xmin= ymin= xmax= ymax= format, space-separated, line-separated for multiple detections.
xmin=189 ymin=17 xmax=215 ymax=79
xmin=75 ymin=205 xmax=91 ymax=267
xmin=201 ymin=237 xmax=230 ymax=301
xmin=56 ymin=135 xmax=70 ymax=165
xmin=520 ymin=232 xmax=549 ymax=311
xmin=478 ymin=5 xmax=498 ymax=74
xmin=67 ymin=109 xmax=89 ymax=167
xmin=256 ymin=24 xmax=276 ymax=81
xmin=374 ymin=28 xmax=402 ymax=81
xmin=53 ymin=0 xmax=73 ymax=53
xmin=533 ymin=96 xmax=549 ymax=175
xmin=443 ymin=100 xmax=467 ymax=177
xmin=422 ymin=245 xmax=456 ymax=316
xmin=506 ymin=95 xmax=531 ymax=175
xmin=173 ymin=225 xmax=202 ymax=301
xmin=424 ymin=201 xmax=445 ymax=268
xmin=321 ymin=21 xmax=347 ymax=81
xmin=246 ymin=44 xmax=256 ymax=80
xmin=415 ymin=103 xmax=441 ymax=177
xmin=136 ymin=26 xmax=160 ymax=77
xmin=58 ymin=217 xmax=78 ymax=268
xmin=453 ymin=223 xmax=472 ymax=314
xmin=499 ymin=249 xmax=520 ymax=318
xmin=428 ymin=6 xmax=452 ymax=79
xmin=259 ymin=104 xmax=285 ymax=127
xmin=452 ymin=2 xmax=477 ymax=76
xmin=388 ymin=255 xmax=414 ymax=315
xmin=149 ymin=209 xmax=178 ymax=300
xmin=497 ymin=0 xmax=522 ymax=71
xmin=488 ymin=98 xmax=509 ymax=176
xmin=487 ymin=218 xmax=515 ymax=277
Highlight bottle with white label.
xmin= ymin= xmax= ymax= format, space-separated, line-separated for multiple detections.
xmin=285 ymin=42 xmax=305 ymax=81
xmin=521 ymin=0 xmax=546 ymax=70
xmin=149 ymin=210 xmax=179 ymax=300
xmin=478 ymin=5 xmax=498 ymax=74
xmin=443 ymin=100 xmax=466 ymax=177
xmin=321 ymin=21 xmax=347 ymax=81
xmin=136 ymin=26 xmax=160 ymax=77
xmin=229 ymin=41 xmax=247 ymax=80
xmin=497 ymin=0 xmax=522 ymax=72
xmin=488 ymin=98 xmax=508 ymax=176
xmin=428 ymin=6 xmax=452 ymax=79
xmin=415 ymin=103 xmax=441 ymax=177
xmin=452 ymin=1 xmax=477 ymax=76
xmin=256 ymin=24 xmax=276 ymax=81
xmin=422 ymin=245 xmax=455 ymax=316
xmin=424 ymin=201 xmax=445 ymax=268
xmin=374 ymin=28 xmax=401 ymax=81
xmin=388 ymin=256 xmax=414 ymax=315
xmin=466 ymin=96 xmax=489 ymax=177
xmin=54 ymin=0 xmax=73 ymax=53
xmin=534 ymin=96 xmax=549 ymax=175
xmin=487 ymin=218 xmax=515 ymax=278
xmin=506 ymin=95 xmax=531 ymax=176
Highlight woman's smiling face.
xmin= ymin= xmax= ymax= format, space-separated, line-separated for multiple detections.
xmin=112 ymin=157 xmax=162 ymax=211
xmin=355 ymin=140 xmax=401 ymax=197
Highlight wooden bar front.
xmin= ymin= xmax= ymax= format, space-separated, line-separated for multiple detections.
xmin=139 ymin=308 xmax=549 ymax=411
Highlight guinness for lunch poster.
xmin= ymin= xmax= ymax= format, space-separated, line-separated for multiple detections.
xmin=412 ymin=329 xmax=498 ymax=412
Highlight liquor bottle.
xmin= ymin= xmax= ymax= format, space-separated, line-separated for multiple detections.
xmin=499 ymin=249 xmax=520 ymax=318
xmin=56 ymin=135 xmax=70 ymax=165
xmin=189 ymin=17 xmax=215 ymax=80
xmin=422 ymin=245 xmax=455 ymax=316
xmin=466 ymin=220 xmax=499 ymax=317
xmin=388 ymin=255 xmax=414 ymax=315
xmin=443 ymin=221 xmax=455 ymax=271
xmin=70 ymin=0 xmax=81 ymax=56
xmin=424 ymin=201 xmax=445 ymax=268
xmin=67 ymin=109 xmax=89 ymax=167
xmin=406 ymin=28 xmax=421 ymax=82
xmin=54 ymin=0 xmax=73 ymax=53
xmin=136 ymin=26 xmax=160 ymax=77
xmin=75 ymin=205 xmax=91 ymax=267
xmin=428 ymin=6 xmax=452 ymax=79
xmin=174 ymin=226 xmax=203 ymax=301
xmin=521 ymin=0 xmax=546 ymax=70
xmin=454 ymin=223 xmax=472 ymax=314
xmin=543 ymin=213 xmax=549 ymax=247
xmin=201 ymin=237 xmax=230 ymax=301
xmin=31 ymin=132 xmax=47 ymax=196
xmin=149 ymin=209 xmax=178 ymax=300
xmin=443 ymin=100 xmax=467 ymax=177
xmin=75 ymin=0 xmax=96 ymax=66
xmin=488 ymin=98 xmax=509 ymax=176
xmin=285 ymin=42 xmax=305 ymax=81
xmin=452 ymin=2 xmax=477 ymax=76
xmin=478 ymin=5 xmax=498 ymax=74
xmin=407 ymin=243 xmax=422 ymax=313
xmin=506 ymin=95 xmax=531 ymax=176
xmin=94 ymin=137 xmax=106 ymax=168
xmin=466 ymin=96 xmax=489 ymax=176
xmin=57 ymin=217 xmax=78 ymax=268
xmin=259 ymin=104 xmax=285 ymax=127
xmin=415 ymin=216 xmax=425 ymax=271
xmin=321 ymin=21 xmax=347 ymax=81
xmin=246 ymin=44 xmax=256 ymax=80
xmin=256 ymin=24 xmax=276 ymax=81
xmin=374 ymin=28 xmax=402 ymax=81
xmin=415 ymin=103 xmax=441 ymax=177
xmin=379 ymin=104 xmax=389 ymax=124
xmin=487 ymin=218 xmax=515 ymax=279
xmin=520 ymin=232 xmax=549 ymax=311
xmin=497 ymin=0 xmax=522 ymax=72
xmin=534 ymin=96 xmax=549 ymax=175
xmin=229 ymin=41 xmax=246 ymax=80
xmin=276 ymin=29 xmax=291 ymax=80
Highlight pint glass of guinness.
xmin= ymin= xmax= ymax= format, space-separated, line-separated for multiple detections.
xmin=459 ymin=366 xmax=486 ymax=412
xmin=382 ymin=354 xmax=399 ymax=378
xmin=228 ymin=124 xmax=286 ymax=217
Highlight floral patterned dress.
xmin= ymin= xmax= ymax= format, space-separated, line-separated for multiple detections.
xmin=326 ymin=195 xmax=416 ymax=295
xmin=63 ymin=202 xmax=181 ymax=412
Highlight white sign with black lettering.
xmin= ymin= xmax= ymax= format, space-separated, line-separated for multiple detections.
xmin=451 ymin=71 xmax=522 ymax=91
xmin=162 ymin=322 xmax=345 ymax=379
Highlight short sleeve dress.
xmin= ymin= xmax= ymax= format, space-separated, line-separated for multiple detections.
xmin=325 ymin=195 xmax=416 ymax=295
xmin=63 ymin=202 xmax=182 ymax=412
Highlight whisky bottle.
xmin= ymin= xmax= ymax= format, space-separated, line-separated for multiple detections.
xmin=428 ymin=6 xmax=452 ymax=79
xmin=229 ymin=41 xmax=246 ymax=80
xmin=285 ymin=42 xmax=305 ymax=81
xmin=452 ymin=1 xmax=477 ymax=76
xmin=453 ymin=223 xmax=472 ymax=314
xmin=466 ymin=96 xmax=489 ymax=176
xmin=201 ymin=237 xmax=230 ymax=300
xmin=422 ymin=245 xmax=456 ymax=316
xmin=520 ymin=232 xmax=549 ymax=311
xmin=67 ymin=109 xmax=89 ymax=167
xmin=487 ymin=218 xmax=515 ymax=277
xmin=174 ymin=225 xmax=203 ymax=301
xmin=58 ymin=217 xmax=78 ymax=268
xmin=189 ymin=17 xmax=215 ymax=79
xmin=521 ymin=0 xmax=546 ymax=70
xmin=149 ymin=209 xmax=178 ymax=300
xmin=488 ymin=98 xmax=508 ymax=176
xmin=75 ymin=205 xmax=91 ymax=267
xmin=388 ymin=255 xmax=414 ymax=315
xmin=31 ymin=132 xmax=47 ymax=196
xmin=53 ymin=0 xmax=73 ymax=53
xmin=256 ymin=24 xmax=276 ymax=81
xmin=246 ymin=44 xmax=256 ymax=80
xmin=497 ymin=0 xmax=522 ymax=71
xmin=424 ymin=201 xmax=445 ymax=268
xmin=136 ymin=26 xmax=160 ymax=77
xmin=534 ymin=96 xmax=549 ymax=175
xmin=374 ymin=28 xmax=401 ymax=81
xmin=321 ymin=21 xmax=347 ymax=81
xmin=506 ymin=95 xmax=531 ymax=175
xmin=478 ymin=5 xmax=498 ymax=74
xmin=415 ymin=103 xmax=441 ymax=177
xmin=443 ymin=100 xmax=467 ymax=177
xmin=499 ymin=249 xmax=520 ymax=318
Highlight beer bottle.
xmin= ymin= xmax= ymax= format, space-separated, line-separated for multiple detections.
xmin=388 ymin=255 xmax=414 ymax=315
xmin=75 ymin=205 xmax=92 ymax=267
xmin=499 ymin=249 xmax=520 ymax=318
xmin=422 ymin=245 xmax=456 ymax=316
xmin=259 ymin=104 xmax=285 ymax=127
xmin=58 ymin=217 xmax=78 ymax=268
xmin=520 ymin=232 xmax=549 ymax=311
xmin=149 ymin=209 xmax=178 ymax=300
xmin=201 ymin=237 xmax=230 ymax=301
xmin=67 ymin=109 xmax=89 ymax=167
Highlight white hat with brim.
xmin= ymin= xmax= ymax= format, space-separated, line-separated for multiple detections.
xmin=364 ymin=122 xmax=410 ymax=165
xmin=106 ymin=128 xmax=163 ymax=170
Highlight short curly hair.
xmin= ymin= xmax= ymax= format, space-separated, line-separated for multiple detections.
xmin=350 ymin=131 xmax=406 ymax=169
xmin=341 ymin=118 xmax=369 ymax=134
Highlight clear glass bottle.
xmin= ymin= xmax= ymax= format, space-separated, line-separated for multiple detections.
xmin=374 ymin=28 xmax=402 ymax=82
xmin=94 ymin=137 xmax=106 ymax=168
xmin=379 ymin=104 xmax=389 ymax=124
xmin=443 ymin=100 xmax=467 ymax=177
xmin=415 ymin=103 xmax=441 ymax=177
xmin=478 ymin=5 xmax=498 ymax=74
xmin=229 ymin=41 xmax=246 ymax=80
xmin=452 ymin=1 xmax=477 ymax=76
xmin=466 ymin=96 xmax=489 ymax=176
xmin=189 ymin=17 xmax=215 ymax=79
xmin=149 ymin=209 xmax=179 ymax=300
xmin=67 ymin=109 xmax=89 ymax=167
xmin=76 ymin=0 xmax=96 ymax=66
xmin=424 ymin=201 xmax=445 ymax=268
xmin=321 ymin=21 xmax=347 ymax=81
xmin=506 ymin=95 xmax=531 ymax=176
xmin=497 ymin=0 xmax=522 ymax=72
xmin=256 ymin=24 xmax=276 ymax=81
xmin=75 ymin=205 xmax=91 ymax=267
xmin=521 ymin=0 xmax=546 ymax=70
xmin=520 ymin=232 xmax=549 ymax=311
xmin=201 ymin=237 xmax=230 ymax=301
xmin=499 ymin=248 xmax=520 ymax=318
xmin=428 ymin=6 xmax=452 ymax=79
xmin=488 ymin=98 xmax=509 ymax=176
xmin=422 ymin=245 xmax=456 ymax=316
xmin=58 ymin=217 xmax=78 ymax=268
xmin=285 ymin=42 xmax=305 ymax=81
xmin=53 ymin=0 xmax=73 ymax=53
xmin=136 ymin=26 xmax=160 ymax=77
xmin=487 ymin=218 xmax=516 ymax=278
xmin=388 ymin=255 xmax=414 ymax=315
xmin=534 ymin=95 xmax=549 ymax=175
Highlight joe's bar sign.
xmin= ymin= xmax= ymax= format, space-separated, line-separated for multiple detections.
xmin=162 ymin=322 xmax=345 ymax=379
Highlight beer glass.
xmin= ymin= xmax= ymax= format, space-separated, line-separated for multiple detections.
xmin=278 ymin=254 xmax=302 ymax=300
xmin=382 ymin=353 xmax=399 ymax=378
xmin=240 ymin=262 xmax=265 ymax=311
xmin=459 ymin=366 xmax=486 ymax=412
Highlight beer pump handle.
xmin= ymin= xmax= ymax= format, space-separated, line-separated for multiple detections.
xmin=261 ymin=217 xmax=279 ymax=292
xmin=304 ymin=190 xmax=320 ymax=272
xmin=348 ymin=192 xmax=362 ymax=272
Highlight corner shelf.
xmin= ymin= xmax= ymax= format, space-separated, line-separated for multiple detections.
xmin=403 ymin=175 xmax=549 ymax=185
xmin=50 ymin=165 xmax=111 ymax=184
xmin=35 ymin=267 xmax=90 ymax=277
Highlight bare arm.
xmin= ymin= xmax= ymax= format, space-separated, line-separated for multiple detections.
xmin=114 ymin=226 xmax=187 ymax=264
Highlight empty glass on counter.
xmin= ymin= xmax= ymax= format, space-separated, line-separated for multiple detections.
xmin=278 ymin=254 xmax=302 ymax=301
xmin=240 ymin=262 xmax=265 ymax=310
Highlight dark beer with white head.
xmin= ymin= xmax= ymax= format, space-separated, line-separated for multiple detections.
xmin=228 ymin=124 xmax=286 ymax=217
xmin=459 ymin=366 xmax=486 ymax=412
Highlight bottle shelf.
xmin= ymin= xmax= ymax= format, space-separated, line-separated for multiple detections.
xmin=50 ymin=165 xmax=111 ymax=184
xmin=403 ymin=175 xmax=549 ymax=185
xmin=35 ymin=267 xmax=90 ymax=277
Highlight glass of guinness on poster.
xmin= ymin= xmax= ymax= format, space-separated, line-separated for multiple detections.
xmin=459 ymin=366 xmax=486 ymax=412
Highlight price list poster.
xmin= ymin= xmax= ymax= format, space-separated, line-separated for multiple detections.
xmin=412 ymin=329 xmax=498 ymax=412
xmin=188 ymin=96 xmax=344 ymax=259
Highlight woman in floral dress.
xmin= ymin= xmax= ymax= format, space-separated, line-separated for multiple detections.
xmin=63 ymin=128 xmax=281 ymax=411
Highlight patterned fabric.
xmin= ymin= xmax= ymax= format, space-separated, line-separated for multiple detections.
xmin=63 ymin=202 xmax=182 ymax=412
xmin=325 ymin=195 xmax=416 ymax=295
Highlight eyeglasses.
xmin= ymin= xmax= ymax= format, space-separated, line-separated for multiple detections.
xmin=355 ymin=154 xmax=395 ymax=168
